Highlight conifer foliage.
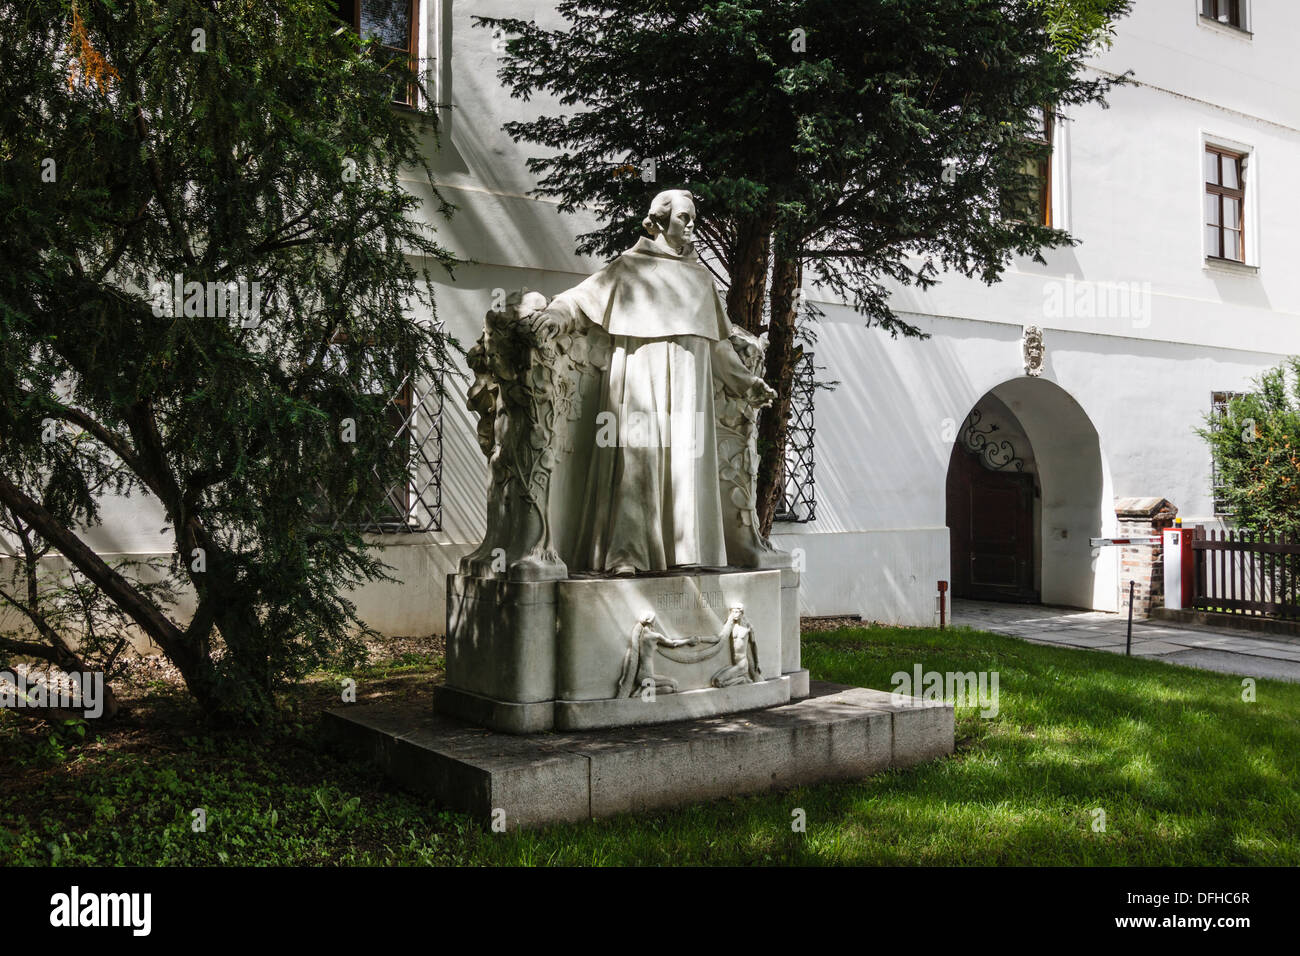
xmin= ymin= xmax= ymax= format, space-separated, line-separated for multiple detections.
xmin=0 ymin=0 xmax=455 ymax=724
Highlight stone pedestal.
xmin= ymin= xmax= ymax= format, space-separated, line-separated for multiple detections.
xmin=436 ymin=567 xmax=808 ymax=733
xmin=327 ymin=682 xmax=955 ymax=830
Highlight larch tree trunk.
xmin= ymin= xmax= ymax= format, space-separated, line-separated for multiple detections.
xmin=723 ymin=210 xmax=774 ymax=336
xmin=756 ymin=252 xmax=801 ymax=538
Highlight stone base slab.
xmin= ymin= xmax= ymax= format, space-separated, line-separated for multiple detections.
xmin=324 ymin=681 xmax=954 ymax=830
xmin=431 ymin=684 xmax=556 ymax=735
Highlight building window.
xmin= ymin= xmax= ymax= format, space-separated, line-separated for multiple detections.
xmin=325 ymin=334 xmax=445 ymax=534
xmin=1205 ymin=145 xmax=1246 ymax=263
xmin=1003 ymin=108 xmax=1054 ymax=227
xmin=337 ymin=0 xmax=420 ymax=107
xmin=1201 ymin=0 xmax=1246 ymax=31
xmin=775 ymin=351 xmax=817 ymax=523
xmin=1210 ymin=390 xmax=1244 ymax=516
xmin=1030 ymin=108 xmax=1053 ymax=228
xmin=362 ymin=370 xmax=446 ymax=534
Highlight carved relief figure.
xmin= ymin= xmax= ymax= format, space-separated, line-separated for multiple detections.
xmin=708 ymin=604 xmax=761 ymax=688
xmin=614 ymin=612 xmax=699 ymax=698
xmin=458 ymin=290 xmax=611 ymax=580
xmin=715 ymin=327 xmax=785 ymax=567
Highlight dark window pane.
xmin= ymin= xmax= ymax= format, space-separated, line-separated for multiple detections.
xmin=376 ymin=383 xmax=413 ymax=522
xmin=1000 ymin=108 xmax=1052 ymax=226
xmin=361 ymin=0 xmax=411 ymax=50
xmin=776 ymin=351 xmax=816 ymax=523
xmin=1204 ymin=0 xmax=1244 ymax=27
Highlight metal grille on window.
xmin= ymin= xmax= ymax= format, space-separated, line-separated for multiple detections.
xmin=320 ymin=327 xmax=446 ymax=535
xmin=775 ymin=350 xmax=816 ymax=523
xmin=1210 ymin=390 xmax=1242 ymax=517
xmin=354 ymin=367 xmax=444 ymax=533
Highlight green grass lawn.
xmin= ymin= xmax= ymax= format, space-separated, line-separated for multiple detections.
xmin=2 ymin=625 xmax=1297 ymax=866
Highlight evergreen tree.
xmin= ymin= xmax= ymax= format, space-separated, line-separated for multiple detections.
xmin=0 ymin=0 xmax=455 ymax=724
xmin=1199 ymin=359 xmax=1300 ymax=537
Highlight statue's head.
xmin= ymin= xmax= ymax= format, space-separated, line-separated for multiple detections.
xmin=640 ymin=611 xmax=656 ymax=625
xmin=642 ymin=189 xmax=696 ymax=255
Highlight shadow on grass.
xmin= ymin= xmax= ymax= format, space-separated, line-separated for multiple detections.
xmin=3 ymin=626 xmax=1296 ymax=865
xmin=475 ymin=626 xmax=1300 ymax=865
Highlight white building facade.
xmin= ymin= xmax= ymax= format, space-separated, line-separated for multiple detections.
xmin=57 ymin=0 xmax=1300 ymax=636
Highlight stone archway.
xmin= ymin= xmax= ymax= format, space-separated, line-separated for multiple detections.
xmin=946 ymin=378 xmax=1110 ymax=609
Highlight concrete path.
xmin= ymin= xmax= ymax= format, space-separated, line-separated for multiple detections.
xmin=952 ymin=599 xmax=1300 ymax=683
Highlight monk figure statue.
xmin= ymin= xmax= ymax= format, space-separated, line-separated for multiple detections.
xmin=533 ymin=189 xmax=776 ymax=574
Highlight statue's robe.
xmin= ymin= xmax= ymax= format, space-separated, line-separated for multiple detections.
xmin=546 ymin=237 xmax=743 ymax=572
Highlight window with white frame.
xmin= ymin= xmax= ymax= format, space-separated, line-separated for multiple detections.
xmin=1026 ymin=107 xmax=1055 ymax=228
xmin=1000 ymin=107 xmax=1056 ymax=228
xmin=1203 ymin=139 xmax=1255 ymax=267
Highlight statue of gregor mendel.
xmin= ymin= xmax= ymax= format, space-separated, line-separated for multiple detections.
xmin=459 ymin=188 xmax=781 ymax=582
xmin=441 ymin=189 xmax=805 ymax=733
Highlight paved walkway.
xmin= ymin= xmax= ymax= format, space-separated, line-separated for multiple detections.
xmin=952 ymin=599 xmax=1300 ymax=683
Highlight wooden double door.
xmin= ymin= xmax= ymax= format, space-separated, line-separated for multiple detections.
xmin=946 ymin=445 xmax=1039 ymax=603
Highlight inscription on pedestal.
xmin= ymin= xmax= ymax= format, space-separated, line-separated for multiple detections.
xmin=654 ymin=588 xmax=726 ymax=612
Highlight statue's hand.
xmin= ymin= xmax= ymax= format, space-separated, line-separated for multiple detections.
xmin=747 ymin=379 xmax=778 ymax=408
xmin=512 ymin=290 xmax=549 ymax=319
xmin=486 ymin=291 xmax=548 ymax=324
xmin=527 ymin=308 xmax=564 ymax=342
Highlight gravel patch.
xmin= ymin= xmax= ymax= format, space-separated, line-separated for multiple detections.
xmin=801 ymin=615 xmax=871 ymax=633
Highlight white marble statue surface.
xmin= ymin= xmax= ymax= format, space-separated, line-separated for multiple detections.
xmin=459 ymin=189 xmax=785 ymax=580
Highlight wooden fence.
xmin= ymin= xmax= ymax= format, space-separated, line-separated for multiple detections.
xmin=1191 ymin=529 xmax=1300 ymax=620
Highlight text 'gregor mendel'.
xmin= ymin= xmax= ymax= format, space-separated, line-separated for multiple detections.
xmin=654 ymin=590 xmax=726 ymax=612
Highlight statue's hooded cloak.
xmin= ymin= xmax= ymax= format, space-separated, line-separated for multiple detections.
xmin=558 ymin=237 xmax=732 ymax=342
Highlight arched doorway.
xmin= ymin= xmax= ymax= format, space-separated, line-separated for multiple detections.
xmin=946 ymin=394 xmax=1040 ymax=602
xmin=946 ymin=378 xmax=1109 ymax=609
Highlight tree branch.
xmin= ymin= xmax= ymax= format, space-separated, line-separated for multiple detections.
xmin=0 ymin=471 xmax=187 ymax=655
